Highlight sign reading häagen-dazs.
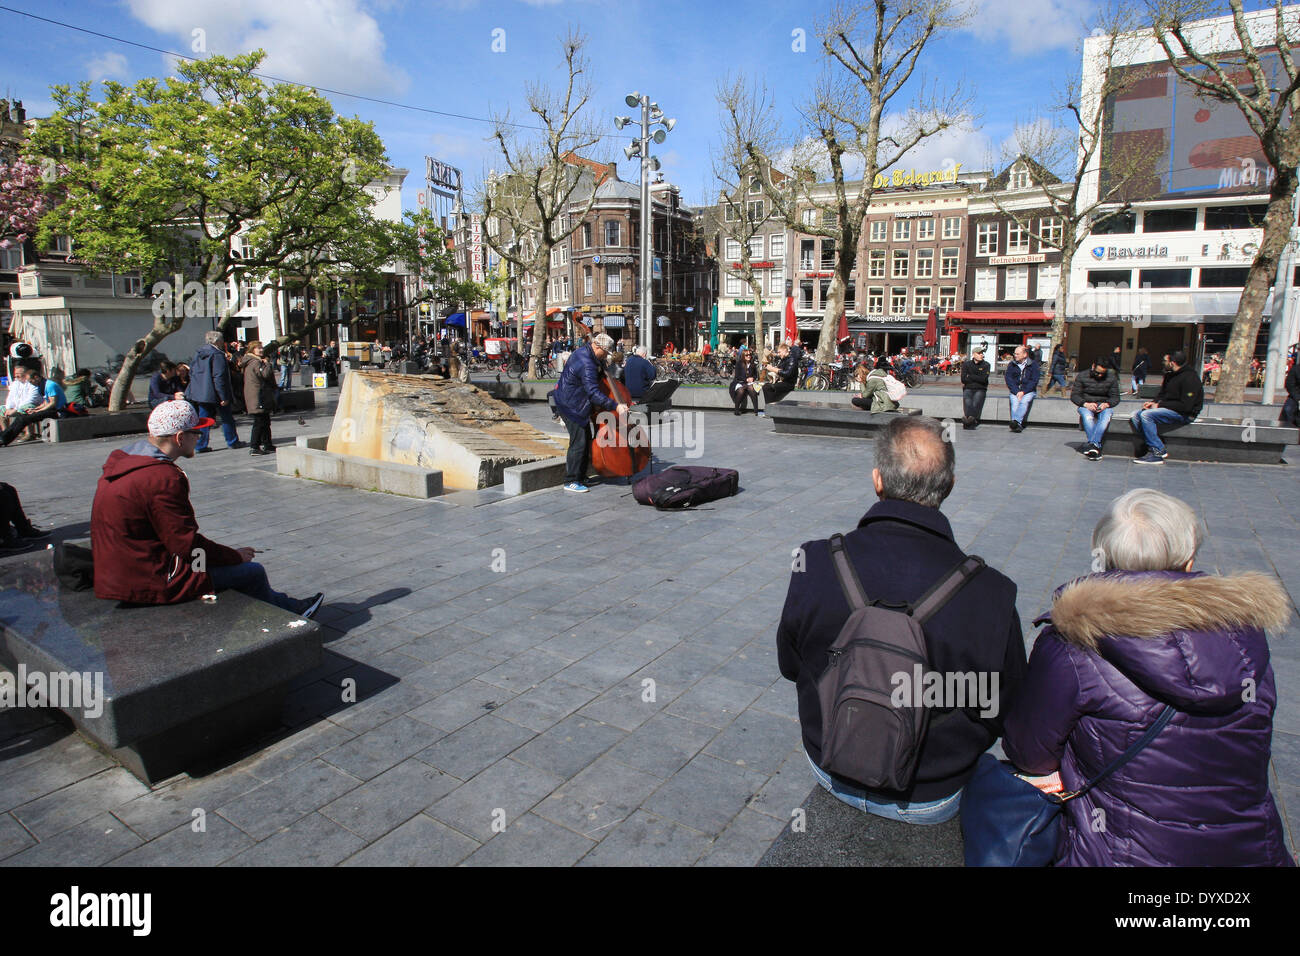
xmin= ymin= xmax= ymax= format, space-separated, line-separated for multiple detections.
xmin=873 ymin=163 xmax=963 ymax=189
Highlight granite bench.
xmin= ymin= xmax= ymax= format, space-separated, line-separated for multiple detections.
xmin=1099 ymin=416 xmax=1299 ymax=464
xmin=42 ymin=410 xmax=151 ymax=443
xmin=0 ymin=547 xmax=323 ymax=784
xmin=766 ymin=400 xmax=922 ymax=438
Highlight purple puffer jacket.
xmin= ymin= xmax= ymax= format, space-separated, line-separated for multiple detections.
xmin=1003 ymin=570 xmax=1295 ymax=867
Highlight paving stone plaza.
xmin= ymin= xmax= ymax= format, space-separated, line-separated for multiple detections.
xmin=1 ymin=391 xmax=1297 ymax=866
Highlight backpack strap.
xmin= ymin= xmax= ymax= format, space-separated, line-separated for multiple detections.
xmin=910 ymin=555 xmax=986 ymax=623
xmin=828 ymin=533 xmax=871 ymax=610
xmin=1064 ymin=705 xmax=1177 ymax=802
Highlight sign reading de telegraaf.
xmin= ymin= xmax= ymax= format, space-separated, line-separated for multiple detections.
xmin=426 ymin=157 xmax=462 ymax=195
xmin=873 ymin=163 xmax=963 ymax=190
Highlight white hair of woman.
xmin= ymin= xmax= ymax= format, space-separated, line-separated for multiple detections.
xmin=1092 ymin=488 xmax=1204 ymax=572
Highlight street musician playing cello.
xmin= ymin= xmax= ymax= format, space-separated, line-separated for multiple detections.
xmin=553 ymin=333 xmax=628 ymax=494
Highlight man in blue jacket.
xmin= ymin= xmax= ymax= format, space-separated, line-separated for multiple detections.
xmin=185 ymin=330 xmax=243 ymax=452
xmin=553 ymin=333 xmax=627 ymax=493
xmin=1004 ymin=345 xmax=1041 ymax=432
xmin=623 ymin=346 xmax=657 ymax=399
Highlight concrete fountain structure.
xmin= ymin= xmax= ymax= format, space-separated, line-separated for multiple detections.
xmin=276 ymin=371 xmax=566 ymax=497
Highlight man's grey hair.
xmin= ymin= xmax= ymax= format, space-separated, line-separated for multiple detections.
xmin=634 ymin=346 xmax=647 ymax=357
xmin=874 ymin=416 xmax=955 ymax=508
xmin=591 ymin=333 xmax=615 ymax=352
xmin=1092 ymin=488 xmax=1203 ymax=571
xmin=205 ymin=330 xmax=224 ymax=346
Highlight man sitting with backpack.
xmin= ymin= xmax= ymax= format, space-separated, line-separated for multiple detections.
xmin=776 ymin=416 xmax=1027 ymax=824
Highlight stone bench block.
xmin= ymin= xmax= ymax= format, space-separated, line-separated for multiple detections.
xmin=277 ymin=444 xmax=443 ymax=498
xmin=42 ymin=411 xmax=151 ymax=443
xmin=1101 ymin=417 xmax=1298 ymax=464
xmin=767 ymin=401 xmax=921 ymax=438
xmin=0 ymin=550 xmax=322 ymax=784
xmin=503 ymin=457 xmax=567 ymax=495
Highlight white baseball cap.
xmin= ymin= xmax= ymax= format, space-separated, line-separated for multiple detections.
xmin=148 ymin=400 xmax=215 ymax=437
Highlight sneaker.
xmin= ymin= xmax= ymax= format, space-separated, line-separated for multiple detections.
xmin=1157 ymin=448 xmax=1168 ymax=459
xmin=197 ymin=447 xmax=213 ymax=454
xmin=249 ymin=448 xmax=273 ymax=456
xmin=1010 ymin=421 xmax=1023 ymax=433
xmin=1086 ymin=446 xmax=1101 ymax=461
xmin=563 ymin=482 xmax=589 ymax=493
xmin=757 ymin=411 xmax=766 ymax=418
xmin=1133 ymin=452 xmax=1164 ymax=464
xmin=297 ymin=592 xmax=325 ymax=620
xmin=18 ymin=526 xmax=51 ymax=540
xmin=229 ymin=440 xmax=246 ymax=449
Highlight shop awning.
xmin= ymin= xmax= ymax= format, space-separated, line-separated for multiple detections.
xmin=444 ymin=312 xmax=467 ymax=327
xmin=946 ymin=311 xmax=1050 ymax=324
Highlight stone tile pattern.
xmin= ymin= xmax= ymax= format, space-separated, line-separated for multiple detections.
xmin=1 ymin=391 xmax=1296 ymax=866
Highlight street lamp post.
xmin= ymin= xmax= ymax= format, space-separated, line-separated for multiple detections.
xmin=617 ymin=94 xmax=675 ymax=355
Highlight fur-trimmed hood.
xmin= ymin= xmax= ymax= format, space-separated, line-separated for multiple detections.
xmin=1046 ymin=571 xmax=1292 ymax=713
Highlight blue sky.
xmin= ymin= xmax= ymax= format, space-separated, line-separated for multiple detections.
xmin=1 ymin=0 xmax=1102 ymax=211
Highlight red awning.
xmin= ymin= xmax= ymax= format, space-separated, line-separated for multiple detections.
xmin=946 ymin=311 xmax=1050 ymax=325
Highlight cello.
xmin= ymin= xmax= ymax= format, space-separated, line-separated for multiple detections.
xmin=590 ymin=368 xmax=651 ymax=478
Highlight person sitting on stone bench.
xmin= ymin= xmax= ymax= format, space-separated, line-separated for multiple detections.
xmin=0 ymin=481 xmax=50 ymax=551
xmin=90 ymin=400 xmax=324 ymax=617
xmin=1130 ymin=349 xmax=1203 ymax=465
xmin=851 ymin=357 xmax=900 ymax=413
xmin=1070 ymin=356 xmax=1120 ymax=461
xmin=0 ymin=366 xmax=69 ymax=447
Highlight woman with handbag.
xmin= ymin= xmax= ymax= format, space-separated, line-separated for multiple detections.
xmin=996 ymin=488 xmax=1293 ymax=866
xmin=240 ymin=341 xmax=277 ymax=456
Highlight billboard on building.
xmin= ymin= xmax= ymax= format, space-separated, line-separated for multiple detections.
xmin=1102 ymin=49 xmax=1297 ymax=201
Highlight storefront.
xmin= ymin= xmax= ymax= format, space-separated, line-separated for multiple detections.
xmin=719 ymin=307 xmax=779 ymax=349
xmin=851 ymin=315 xmax=930 ymax=355
xmin=946 ymin=310 xmax=1054 ymax=364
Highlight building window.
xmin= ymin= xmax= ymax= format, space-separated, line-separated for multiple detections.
xmin=1005 ymin=265 xmax=1029 ymax=299
xmin=917 ymin=218 xmax=935 ymax=240
xmin=799 ymin=280 xmax=813 ymax=309
xmin=1007 ymin=221 xmax=1029 ymax=253
xmin=725 ymin=273 xmax=743 ymax=296
xmin=870 ymin=220 xmax=887 ymax=242
xmin=606 ymin=269 xmax=621 ymax=294
xmin=47 ymin=235 xmax=72 ymax=257
xmin=940 ymin=247 xmax=959 ymax=277
xmin=747 ymin=200 xmax=765 ymax=222
xmin=605 ymin=220 xmax=621 ymax=246
xmin=560 ymin=244 xmax=568 ymax=265
xmin=822 ymin=209 xmax=836 ymax=226
xmin=913 ymin=286 xmax=932 ymax=315
xmin=1198 ymin=267 xmax=1249 ymax=287
xmin=938 ymin=286 xmax=957 ymax=312
xmin=799 ymin=239 xmax=815 ymax=271
xmin=915 ymin=249 xmax=934 ymax=278
xmin=1037 ymin=263 xmax=1060 ymax=299
xmin=820 ymin=239 xmax=836 ymax=270
xmin=1142 ymin=208 xmax=1197 ymax=233
xmin=976 ymin=222 xmax=998 ymax=256
xmin=724 ymin=204 xmax=738 ymax=222
xmin=868 ymin=287 xmax=884 ymax=314
xmin=894 ymin=219 xmax=911 ymax=241
xmin=942 ymin=217 xmax=961 ymax=239
xmin=868 ymin=250 xmax=886 ymax=278
xmin=749 ymin=174 xmax=762 ymax=194
xmin=1039 ymin=216 xmax=1063 ymax=248
xmin=1087 ymin=269 xmax=1132 ymax=287
xmin=975 ymin=267 xmax=997 ymax=300
xmin=582 ymin=222 xmax=592 ymax=248
xmin=584 ymin=266 xmax=593 ymax=295
xmin=120 ymin=275 xmax=142 ymax=295
xmin=749 ymin=236 xmax=764 ymax=260
xmin=725 ymin=238 xmax=741 ymax=261
xmin=550 ymin=247 xmax=559 ymax=268
xmin=1010 ymin=164 xmax=1030 ymax=189
xmin=0 ymin=245 xmax=24 ymax=270
xmin=892 ymin=250 xmax=909 ymax=278
xmin=1138 ymin=268 xmax=1192 ymax=288
xmin=891 ymin=287 xmax=908 ymax=314
xmin=559 ymin=275 xmax=569 ymax=301
xmin=1204 ymin=205 xmax=1267 ymax=230
xmin=769 ymin=234 xmax=784 ymax=259
xmin=844 ymin=282 xmax=856 ymax=309
xmin=1092 ymin=211 xmax=1136 ymax=234
xmin=243 ymin=282 xmax=258 ymax=309
xmin=769 ymin=267 xmax=785 ymax=295
xmin=802 ymin=208 xmax=816 ymax=227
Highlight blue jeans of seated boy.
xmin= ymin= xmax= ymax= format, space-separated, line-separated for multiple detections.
xmin=1008 ymin=390 xmax=1035 ymax=424
xmin=1078 ymin=406 xmax=1113 ymax=446
xmin=1130 ymin=406 xmax=1190 ymax=454
xmin=806 ymin=752 xmax=962 ymax=825
xmin=208 ymin=561 xmax=300 ymax=613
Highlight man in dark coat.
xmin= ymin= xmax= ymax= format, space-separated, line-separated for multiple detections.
xmin=1130 ymin=349 xmax=1203 ymax=463
xmin=553 ymin=332 xmax=626 ymax=493
xmin=1283 ymin=346 xmax=1300 ymax=427
xmin=960 ymin=347 xmax=990 ymax=429
xmin=758 ymin=342 xmax=800 ymax=415
xmin=90 ymin=401 xmax=322 ymax=615
xmin=623 ymin=346 xmax=657 ymax=400
xmin=1070 ymin=357 xmax=1121 ymax=460
xmin=185 ymin=330 xmax=242 ymax=452
xmin=777 ymin=416 xmax=1027 ymax=823
xmin=1042 ymin=344 xmax=1069 ymax=396
xmin=1004 ymin=345 xmax=1041 ymax=432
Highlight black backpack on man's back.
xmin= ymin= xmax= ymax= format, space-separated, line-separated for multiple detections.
xmin=815 ymin=533 xmax=985 ymax=791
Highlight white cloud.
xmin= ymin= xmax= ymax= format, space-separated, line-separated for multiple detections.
xmin=963 ymin=0 xmax=1091 ymax=56
xmin=878 ymin=115 xmax=996 ymax=175
xmin=86 ymin=51 xmax=130 ymax=82
xmin=125 ymin=0 xmax=409 ymax=96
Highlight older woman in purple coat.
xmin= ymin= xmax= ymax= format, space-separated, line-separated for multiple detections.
xmin=1003 ymin=488 xmax=1294 ymax=866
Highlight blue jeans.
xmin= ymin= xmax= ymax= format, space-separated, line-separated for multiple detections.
xmin=207 ymin=561 xmax=300 ymax=613
xmin=805 ymin=752 xmax=962 ymax=825
xmin=195 ymin=402 xmax=240 ymax=450
xmin=1130 ymin=407 xmax=1190 ymax=454
xmin=1008 ymin=391 xmax=1036 ymax=424
xmin=278 ymin=365 xmax=292 ymax=389
xmin=1077 ymin=406 xmax=1113 ymax=446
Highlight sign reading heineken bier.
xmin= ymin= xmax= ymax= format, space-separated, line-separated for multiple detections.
xmin=874 ymin=162 xmax=963 ymax=190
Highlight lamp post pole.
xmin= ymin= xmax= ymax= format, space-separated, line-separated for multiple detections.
xmin=637 ymin=96 xmax=652 ymax=354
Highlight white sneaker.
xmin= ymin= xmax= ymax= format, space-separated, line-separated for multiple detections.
xmin=564 ymin=482 xmax=589 ymax=493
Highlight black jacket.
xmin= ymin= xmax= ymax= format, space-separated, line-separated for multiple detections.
xmin=1286 ymin=361 xmax=1300 ymax=401
xmin=1155 ymin=365 xmax=1204 ymax=418
xmin=961 ymin=359 xmax=990 ymax=390
xmin=730 ymin=358 xmax=758 ymax=387
xmin=777 ymin=499 xmax=1027 ymax=802
xmin=1070 ymin=368 xmax=1121 ymax=408
xmin=1133 ymin=354 xmax=1151 ymax=379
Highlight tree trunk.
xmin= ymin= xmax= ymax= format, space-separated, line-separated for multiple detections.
xmin=747 ymin=272 xmax=765 ymax=364
xmin=271 ymin=282 xmax=284 ymax=340
xmin=1050 ymin=230 xmax=1078 ymax=357
xmin=817 ymin=265 xmax=850 ymax=365
xmin=1217 ymin=168 xmax=1298 ymax=404
xmin=530 ymin=274 xmax=550 ymax=377
xmin=110 ymin=316 xmax=185 ymax=410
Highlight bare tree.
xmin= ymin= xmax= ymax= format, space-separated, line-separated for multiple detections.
xmin=977 ymin=7 xmax=1165 ymax=355
xmin=714 ymin=77 xmax=783 ymax=363
xmin=751 ymin=0 xmax=972 ymax=365
xmin=1148 ymin=0 xmax=1300 ymax=403
xmin=480 ymin=31 xmax=604 ymax=377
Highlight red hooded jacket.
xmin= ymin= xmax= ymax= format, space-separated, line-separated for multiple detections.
xmin=91 ymin=440 xmax=243 ymax=604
